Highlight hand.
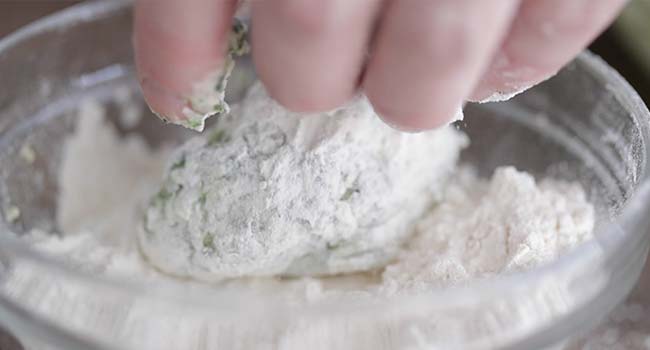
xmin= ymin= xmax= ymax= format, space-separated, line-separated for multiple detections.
xmin=134 ymin=0 xmax=626 ymax=131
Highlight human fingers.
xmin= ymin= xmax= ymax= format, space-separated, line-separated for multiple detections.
xmin=470 ymin=0 xmax=627 ymax=102
xmin=251 ymin=0 xmax=381 ymax=112
xmin=134 ymin=0 xmax=237 ymax=125
xmin=363 ymin=0 xmax=519 ymax=131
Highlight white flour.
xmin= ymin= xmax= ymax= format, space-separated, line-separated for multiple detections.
xmin=141 ymin=82 xmax=467 ymax=280
xmin=5 ymin=89 xmax=643 ymax=349
xmin=380 ymin=166 xmax=595 ymax=295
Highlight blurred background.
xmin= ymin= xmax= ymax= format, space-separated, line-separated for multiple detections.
xmin=0 ymin=1 xmax=649 ymax=349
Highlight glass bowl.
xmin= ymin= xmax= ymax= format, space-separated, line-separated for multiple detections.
xmin=0 ymin=1 xmax=649 ymax=349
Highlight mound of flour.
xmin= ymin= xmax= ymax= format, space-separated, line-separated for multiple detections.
xmin=380 ymin=166 xmax=595 ymax=294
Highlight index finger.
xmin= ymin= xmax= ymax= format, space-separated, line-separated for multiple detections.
xmin=134 ymin=0 xmax=237 ymax=125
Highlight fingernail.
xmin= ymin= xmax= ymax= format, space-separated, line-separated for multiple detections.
xmin=140 ymin=77 xmax=188 ymax=123
xmin=377 ymin=113 xmax=427 ymax=133
xmin=374 ymin=105 xmax=463 ymax=133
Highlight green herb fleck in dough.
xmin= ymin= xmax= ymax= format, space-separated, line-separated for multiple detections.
xmin=326 ymin=241 xmax=341 ymax=251
xmin=171 ymin=154 xmax=186 ymax=170
xmin=212 ymin=103 xmax=227 ymax=115
xmin=5 ymin=205 xmax=20 ymax=224
xmin=198 ymin=192 xmax=208 ymax=206
xmin=229 ymin=19 xmax=250 ymax=56
xmin=153 ymin=188 xmax=173 ymax=207
xmin=214 ymin=61 xmax=234 ymax=93
xmin=207 ymin=129 xmax=230 ymax=146
xmin=182 ymin=118 xmax=204 ymax=130
xmin=158 ymin=189 xmax=173 ymax=200
xmin=204 ymin=18 xmax=249 ymax=111
xmin=340 ymin=187 xmax=360 ymax=201
xmin=19 ymin=143 xmax=36 ymax=164
xmin=202 ymin=233 xmax=215 ymax=252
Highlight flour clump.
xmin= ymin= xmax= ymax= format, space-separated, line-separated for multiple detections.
xmin=380 ymin=166 xmax=595 ymax=294
xmin=140 ymin=82 xmax=468 ymax=280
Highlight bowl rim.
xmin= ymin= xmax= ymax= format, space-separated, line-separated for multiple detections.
xmin=1 ymin=0 xmax=650 ymax=347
